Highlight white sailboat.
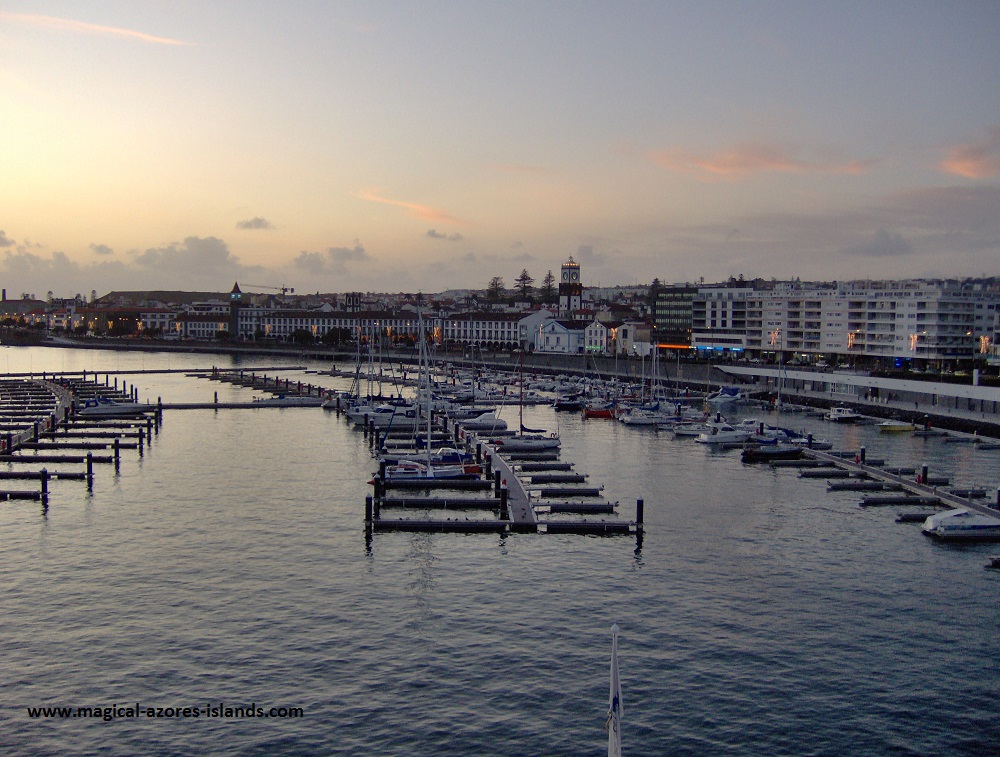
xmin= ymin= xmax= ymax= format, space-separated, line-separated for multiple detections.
xmin=607 ymin=623 xmax=623 ymax=757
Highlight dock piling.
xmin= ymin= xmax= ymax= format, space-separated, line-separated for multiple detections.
xmin=86 ymin=453 xmax=94 ymax=490
xmin=636 ymin=498 xmax=644 ymax=526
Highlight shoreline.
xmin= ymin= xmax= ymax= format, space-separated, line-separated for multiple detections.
xmin=20 ymin=337 xmax=1000 ymax=439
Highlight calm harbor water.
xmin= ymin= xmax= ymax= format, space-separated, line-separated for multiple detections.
xmin=2 ymin=346 xmax=998 ymax=756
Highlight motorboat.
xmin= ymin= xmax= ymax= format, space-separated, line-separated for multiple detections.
xmin=618 ymin=407 xmax=668 ymax=426
xmin=347 ymin=403 xmax=420 ymax=428
xmin=922 ymin=508 xmax=1000 ymax=541
xmin=456 ymin=411 xmax=508 ymax=431
xmin=670 ymin=422 xmax=713 ymax=437
xmin=252 ymin=393 xmax=324 ymax=407
xmin=695 ymin=422 xmax=750 ymax=445
xmin=824 ymin=406 xmax=862 ymax=423
xmin=76 ymin=397 xmax=155 ymax=417
xmin=877 ymin=420 xmax=916 ymax=433
xmin=705 ymin=387 xmax=747 ymax=404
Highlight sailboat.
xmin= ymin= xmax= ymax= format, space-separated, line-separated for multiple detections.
xmin=494 ymin=354 xmax=560 ymax=451
xmin=607 ymin=624 xmax=623 ymax=757
xmin=380 ymin=312 xmax=481 ymax=480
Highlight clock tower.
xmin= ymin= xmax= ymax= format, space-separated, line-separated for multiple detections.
xmin=558 ymin=257 xmax=582 ymax=316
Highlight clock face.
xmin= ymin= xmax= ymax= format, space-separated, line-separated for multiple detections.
xmin=571 ymin=271 xmax=579 ymax=281
xmin=562 ymin=271 xmax=569 ymax=281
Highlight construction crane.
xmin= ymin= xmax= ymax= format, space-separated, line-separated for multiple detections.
xmin=246 ymin=284 xmax=295 ymax=295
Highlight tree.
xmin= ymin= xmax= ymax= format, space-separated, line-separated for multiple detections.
xmin=540 ymin=270 xmax=556 ymax=305
xmin=486 ymin=276 xmax=506 ymax=307
xmin=514 ymin=269 xmax=534 ymax=302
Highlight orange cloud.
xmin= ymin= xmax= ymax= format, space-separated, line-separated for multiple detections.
xmin=939 ymin=127 xmax=1000 ymax=179
xmin=650 ymin=142 xmax=873 ymax=180
xmin=1 ymin=12 xmax=188 ymax=45
xmin=356 ymin=190 xmax=466 ymax=225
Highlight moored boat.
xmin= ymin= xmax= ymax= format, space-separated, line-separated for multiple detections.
xmin=878 ymin=420 xmax=916 ymax=433
xmin=76 ymin=397 xmax=155 ymax=417
xmin=824 ymin=406 xmax=862 ymax=423
xmin=922 ymin=508 xmax=1000 ymax=541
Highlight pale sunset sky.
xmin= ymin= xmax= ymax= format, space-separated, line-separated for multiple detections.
xmin=1 ymin=1 xmax=998 ymax=298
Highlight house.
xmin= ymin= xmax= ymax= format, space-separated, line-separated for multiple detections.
xmin=537 ymin=319 xmax=586 ymax=354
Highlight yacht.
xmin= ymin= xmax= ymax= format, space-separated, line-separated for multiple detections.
xmin=695 ymin=422 xmax=751 ymax=445
xmin=824 ymin=406 xmax=862 ymax=423
xmin=922 ymin=509 xmax=1000 ymax=541
xmin=77 ymin=397 xmax=155 ymax=417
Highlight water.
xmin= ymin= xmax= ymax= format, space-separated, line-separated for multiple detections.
xmin=1 ymin=347 xmax=998 ymax=755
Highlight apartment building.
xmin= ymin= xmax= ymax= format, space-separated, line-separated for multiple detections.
xmin=691 ymin=280 xmax=999 ymax=368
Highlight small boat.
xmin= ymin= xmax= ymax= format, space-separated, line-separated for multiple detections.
xmin=824 ymin=406 xmax=862 ymax=423
xmin=552 ymin=392 xmax=586 ymax=412
xmin=347 ymin=403 xmax=421 ymax=428
xmin=669 ymin=422 xmax=712 ymax=437
xmin=495 ymin=433 xmax=561 ymax=451
xmin=878 ymin=420 xmax=916 ymax=433
xmin=695 ymin=422 xmax=750 ymax=445
xmin=379 ymin=460 xmax=481 ymax=480
xmin=787 ymin=435 xmax=833 ymax=450
xmin=618 ymin=407 xmax=668 ymax=426
xmin=705 ymin=386 xmax=747 ymax=405
xmin=77 ymin=397 xmax=155 ymax=417
xmin=582 ymin=401 xmax=616 ymax=420
xmin=922 ymin=508 xmax=1000 ymax=541
xmin=456 ymin=411 xmax=508 ymax=431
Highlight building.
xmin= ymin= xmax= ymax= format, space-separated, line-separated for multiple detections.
xmin=537 ymin=319 xmax=586 ymax=354
xmin=653 ymin=284 xmax=699 ymax=349
xmin=690 ymin=279 xmax=1000 ymax=369
xmin=558 ymin=257 xmax=582 ymax=317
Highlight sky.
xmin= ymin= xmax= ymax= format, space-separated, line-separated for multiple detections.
xmin=1 ymin=1 xmax=999 ymax=299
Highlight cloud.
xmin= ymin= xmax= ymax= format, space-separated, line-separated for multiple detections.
xmin=356 ymin=190 xmax=466 ymax=225
xmin=236 ymin=217 xmax=274 ymax=230
xmin=131 ymin=237 xmax=239 ymax=278
xmin=292 ymin=241 xmax=371 ymax=275
xmin=89 ymin=243 xmax=114 ymax=256
xmin=1 ymin=12 xmax=188 ymax=45
xmin=843 ymin=229 xmax=913 ymax=258
xmin=0 ymin=230 xmax=14 ymax=247
xmin=939 ymin=126 xmax=1000 ymax=179
xmin=426 ymin=229 xmax=463 ymax=242
xmin=650 ymin=142 xmax=875 ymax=180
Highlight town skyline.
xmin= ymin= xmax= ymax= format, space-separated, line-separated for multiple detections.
xmin=2 ymin=3 xmax=999 ymax=297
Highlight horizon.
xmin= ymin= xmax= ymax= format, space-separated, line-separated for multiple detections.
xmin=2 ymin=3 xmax=998 ymax=297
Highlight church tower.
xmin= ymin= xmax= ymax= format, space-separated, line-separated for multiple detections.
xmin=558 ymin=257 xmax=582 ymax=317
xmin=228 ymin=282 xmax=243 ymax=338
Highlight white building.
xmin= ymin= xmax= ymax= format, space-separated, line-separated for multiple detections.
xmin=691 ymin=280 xmax=1000 ymax=368
xmin=537 ymin=320 xmax=586 ymax=354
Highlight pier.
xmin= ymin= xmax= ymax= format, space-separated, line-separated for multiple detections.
xmin=362 ymin=411 xmax=643 ymax=540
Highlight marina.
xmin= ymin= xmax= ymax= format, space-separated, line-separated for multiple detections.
xmin=2 ymin=345 xmax=999 ymax=756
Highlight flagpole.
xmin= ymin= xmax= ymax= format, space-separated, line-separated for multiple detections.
xmin=608 ymin=623 xmax=623 ymax=757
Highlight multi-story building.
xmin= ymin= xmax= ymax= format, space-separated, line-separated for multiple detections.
xmin=692 ymin=279 xmax=999 ymax=369
xmin=653 ymin=284 xmax=699 ymax=349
